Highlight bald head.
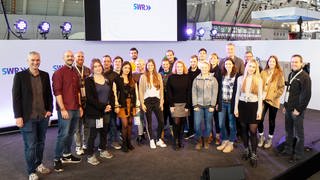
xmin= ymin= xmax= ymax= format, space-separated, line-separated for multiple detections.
xmin=63 ymin=50 xmax=74 ymax=66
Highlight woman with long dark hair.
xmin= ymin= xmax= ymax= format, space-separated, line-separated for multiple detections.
xmin=114 ymin=61 xmax=140 ymax=152
xmin=167 ymin=60 xmax=190 ymax=150
xmin=234 ymin=59 xmax=263 ymax=168
xmin=258 ymin=55 xmax=285 ymax=148
xmin=139 ymin=59 xmax=166 ymax=149
xmin=85 ymin=58 xmax=114 ymax=165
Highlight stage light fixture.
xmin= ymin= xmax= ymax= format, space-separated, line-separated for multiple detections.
xmin=197 ymin=27 xmax=205 ymax=39
xmin=14 ymin=19 xmax=27 ymax=38
xmin=210 ymin=29 xmax=218 ymax=39
xmin=60 ymin=22 xmax=72 ymax=39
xmin=38 ymin=21 xmax=50 ymax=39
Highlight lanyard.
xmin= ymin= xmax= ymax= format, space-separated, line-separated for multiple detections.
xmin=75 ymin=65 xmax=84 ymax=80
xmin=287 ymin=69 xmax=303 ymax=91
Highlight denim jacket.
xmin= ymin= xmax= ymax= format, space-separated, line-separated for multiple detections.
xmin=192 ymin=73 xmax=218 ymax=107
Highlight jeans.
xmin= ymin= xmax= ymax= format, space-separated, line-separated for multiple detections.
xmin=136 ymin=110 xmax=145 ymax=136
xmin=54 ymin=110 xmax=79 ymax=160
xmin=74 ymin=116 xmax=89 ymax=148
xmin=194 ymin=107 xmax=213 ymax=139
xmin=107 ymin=112 xmax=119 ymax=144
xmin=20 ymin=117 xmax=49 ymax=175
xmin=218 ymin=102 xmax=237 ymax=142
xmin=285 ymin=110 xmax=305 ymax=158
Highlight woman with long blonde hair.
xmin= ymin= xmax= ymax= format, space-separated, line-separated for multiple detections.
xmin=139 ymin=59 xmax=166 ymax=149
xmin=234 ymin=59 xmax=263 ymax=168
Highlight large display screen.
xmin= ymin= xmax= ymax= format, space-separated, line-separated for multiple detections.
xmin=85 ymin=0 xmax=186 ymax=41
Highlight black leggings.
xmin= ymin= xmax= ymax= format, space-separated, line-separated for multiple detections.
xmin=173 ymin=117 xmax=185 ymax=142
xmin=240 ymin=122 xmax=258 ymax=153
xmin=145 ymin=97 xmax=164 ymax=141
xmin=163 ymin=97 xmax=173 ymax=126
xmin=258 ymin=101 xmax=278 ymax=135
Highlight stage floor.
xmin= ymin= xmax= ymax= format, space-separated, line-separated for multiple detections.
xmin=0 ymin=109 xmax=319 ymax=180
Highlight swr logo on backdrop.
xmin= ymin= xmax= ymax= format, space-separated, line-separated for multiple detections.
xmin=52 ymin=65 xmax=63 ymax=72
xmin=1 ymin=67 xmax=28 ymax=75
xmin=133 ymin=3 xmax=151 ymax=11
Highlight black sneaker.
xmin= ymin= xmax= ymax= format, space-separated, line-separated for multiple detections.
xmin=53 ymin=159 xmax=64 ymax=172
xmin=61 ymin=154 xmax=81 ymax=163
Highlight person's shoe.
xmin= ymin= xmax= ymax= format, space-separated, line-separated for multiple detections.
xmin=204 ymin=138 xmax=210 ymax=150
xmin=250 ymin=153 xmax=258 ymax=168
xmin=223 ymin=142 xmax=234 ymax=153
xmin=121 ymin=141 xmax=129 ymax=153
xmin=136 ymin=135 xmax=143 ymax=145
xmin=127 ymin=140 xmax=135 ymax=150
xmin=53 ymin=159 xmax=63 ymax=172
xmin=217 ymin=140 xmax=229 ymax=151
xmin=241 ymin=148 xmax=251 ymax=161
xmin=258 ymin=133 xmax=265 ymax=147
xmin=195 ymin=138 xmax=203 ymax=150
xmin=76 ymin=146 xmax=84 ymax=156
xmin=61 ymin=154 xmax=81 ymax=163
xmin=208 ymin=133 xmax=213 ymax=144
xmin=87 ymin=155 xmax=100 ymax=166
xmin=29 ymin=173 xmax=39 ymax=180
xmin=111 ymin=142 xmax=121 ymax=150
xmin=36 ymin=163 xmax=51 ymax=174
xmin=100 ymin=150 xmax=114 ymax=159
xmin=156 ymin=139 xmax=167 ymax=148
xmin=264 ymin=135 xmax=273 ymax=149
xmin=215 ymin=134 xmax=221 ymax=145
xmin=150 ymin=139 xmax=156 ymax=149
xmin=289 ymin=155 xmax=301 ymax=163
xmin=184 ymin=132 xmax=195 ymax=140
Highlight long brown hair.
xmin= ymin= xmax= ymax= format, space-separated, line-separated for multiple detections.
xmin=241 ymin=60 xmax=261 ymax=95
xmin=144 ymin=59 xmax=160 ymax=90
xmin=120 ymin=61 xmax=135 ymax=88
xmin=221 ymin=58 xmax=237 ymax=77
xmin=264 ymin=55 xmax=283 ymax=82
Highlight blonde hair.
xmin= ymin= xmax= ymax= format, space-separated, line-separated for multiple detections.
xmin=172 ymin=60 xmax=188 ymax=74
xmin=241 ymin=60 xmax=261 ymax=95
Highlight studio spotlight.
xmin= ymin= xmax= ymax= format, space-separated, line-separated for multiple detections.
xmin=226 ymin=0 xmax=231 ymax=6
xmin=210 ymin=29 xmax=218 ymax=39
xmin=14 ymin=19 xmax=27 ymax=38
xmin=197 ymin=27 xmax=205 ymax=40
xmin=38 ymin=21 xmax=50 ymax=39
xmin=185 ymin=28 xmax=193 ymax=39
xmin=60 ymin=22 xmax=72 ymax=39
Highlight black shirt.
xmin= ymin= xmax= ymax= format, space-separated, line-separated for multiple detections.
xmin=167 ymin=74 xmax=190 ymax=108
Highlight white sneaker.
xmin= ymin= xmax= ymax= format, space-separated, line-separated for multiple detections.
xmin=87 ymin=155 xmax=100 ymax=166
xmin=111 ymin=142 xmax=121 ymax=150
xmin=100 ymin=150 xmax=114 ymax=159
xmin=258 ymin=134 xmax=265 ymax=147
xmin=156 ymin=139 xmax=167 ymax=148
xmin=223 ymin=142 xmax=234 ymax=153
xmin=264 ymin=135 xmax=273 ymax=149
xmin=36 ymin=163 xmax=51 ymax=174
xmin=76 ymin=146 xmax=84 ymax=155
xmin=217 ymin=140 xmax=229 ymax=151
xmin=150 ymin=139 xmax=156 ymax=149
xmin=29 ymin=173 xmax=39 ymax=180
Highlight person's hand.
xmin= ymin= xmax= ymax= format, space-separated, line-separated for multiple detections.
xmin=194 ymin=107 xmax=200 ymax=112
xmin=79 ymin=107 xmax=83 ymax=118
xmin=215 ymin=105 xmax=219 ymax=111
xmin=44 ymin=111 xmax=52 ymax=118
xmin=184 ymin=108 xmax=188 ymax=112
xmin=115 ymin=107 xmax=120 ymax=114
xmin=256 ymin=113 xmax=261 ymax=120
xmin=16 ymin=117 xmax=23 ymax=128
xmin=282 ymin=107 xmax=286 ymax=114
xmin=234 ymin=110 xmax=239 ymax=118
xmin=160 ymin=104 xmax=163 ymax=111
xmin=61 ymin=109 xmax=69 ymax=119
xmin=208 ymin=107 xmax=215 ymax=112
xmin=293 ymin=109 xmax=300 ymax=116
xmin=142 ymin=104 xmax=147 ymax=112
xmin=170 ymin=107 xmax=175 ymax=113
xmin=105 ymin=105 xmax=112 ymax=112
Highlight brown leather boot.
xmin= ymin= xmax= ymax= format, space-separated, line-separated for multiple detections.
xmin=195 ymin=138 xmax=203 ymax=150
xmin=204 ymin=137 xmax=209 ymax=149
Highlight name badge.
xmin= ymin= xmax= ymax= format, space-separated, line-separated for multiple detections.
xmin=80 ymin=87 xmax=86 ymax=97
xmin=96 ymin=118 xmax=103 ymax=128
xmin=134 ymin=115 xmax=141 ymax=126
xmin=284 ymin=92 xmax=289 ymax=103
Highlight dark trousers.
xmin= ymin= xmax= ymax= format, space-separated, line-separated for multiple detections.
xmin=145 ymin=97 xmax=164 ymax=141
xmin=187 ymin=107 xmax=195 ymax=134
xmin=258 ymin=101 xmax=278 ymax=135
xmin=213 ymin=111 xmax=220 ymax=134
xmin=163 ymin=97 xmax=173 ymax=126
xmin=285 ymin=110 xmax=304 ymax=158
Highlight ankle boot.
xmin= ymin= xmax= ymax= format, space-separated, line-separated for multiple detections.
xmin=127 ymin=137 xmax=134 ymax=150
xmin=173 ymin=139 xmax=179 ymax=151
xmin=195 ymin=138 xmax=203 ymax=150
xmin=258 ymin=133 xmax=265 ymax=147
xmin=241 ymin=148 xmax=250 ymax=161
xmin=204 ymin=137 xmax=209 ymax=149
xmin=250 ymin=153 xmax=258 ymax=168
xmin=121 ymin=139 xmax=128 ymax=153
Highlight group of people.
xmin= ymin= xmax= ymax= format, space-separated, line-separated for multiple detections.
xmin=12 ymin=43 xmax=311 ymax=180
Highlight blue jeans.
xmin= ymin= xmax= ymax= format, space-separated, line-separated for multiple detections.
xmin=54 ymin=110 xmax=79 ymax=160
xmin=20 ymin=117 xmax=49 ymax=175
xmin=218 ymin=102 xmax=237 ymax=142
xmin=194 ymin=107 xmax=213 ymax=139
xmin=285 ymin=110 xmax=304 ymax=158
xmin=107 ymin=112 xmax=119 ymax=144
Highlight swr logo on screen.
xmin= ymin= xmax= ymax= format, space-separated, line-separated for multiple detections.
xmin=133 ymin=3 xmax=151 ymax=11
xmin=1 ymin=67 xmax=27 ymax=75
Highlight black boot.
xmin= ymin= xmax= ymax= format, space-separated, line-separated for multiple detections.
xmin=250 ymin=153 xmax=257 ymax=168
xmin=136 ymin=135 xmax=143 ymax=146
xmin=127 ymin=137 xmax=135 ymax=150
xmin=121 ymin=139 xmax=128 ymax=153
xmin=173 ymin=139 xmax=179 ymax=151
xmin=241 ymin=148 xmax=250 ymax=161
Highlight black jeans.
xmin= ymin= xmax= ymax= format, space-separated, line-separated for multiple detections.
xmin=87 ymin=114 xmax=110 ymax=156
xmin=187 ymin=107 xmax=195 ymax=134
xmin=144 ymin=97 xmax=164 ymax=141
xmin=163 ymin=97 xmax=173 ymax=126
xmin=258 ymin=101 xmax=278 ymax=135
xmin=284 ymin=110 xmax=304 ymax=158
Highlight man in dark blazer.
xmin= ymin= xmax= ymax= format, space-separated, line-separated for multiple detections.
xmin=12 ymin=51 xmax=53 ymax=180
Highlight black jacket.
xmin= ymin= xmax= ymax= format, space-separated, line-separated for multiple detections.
xmin=85 ymin=77 xmax=114 ymax=119
xmin=284 ymin=69 xmax=311 ymax=113
xmin=12 ymin=69 xmax=53 ymax=122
